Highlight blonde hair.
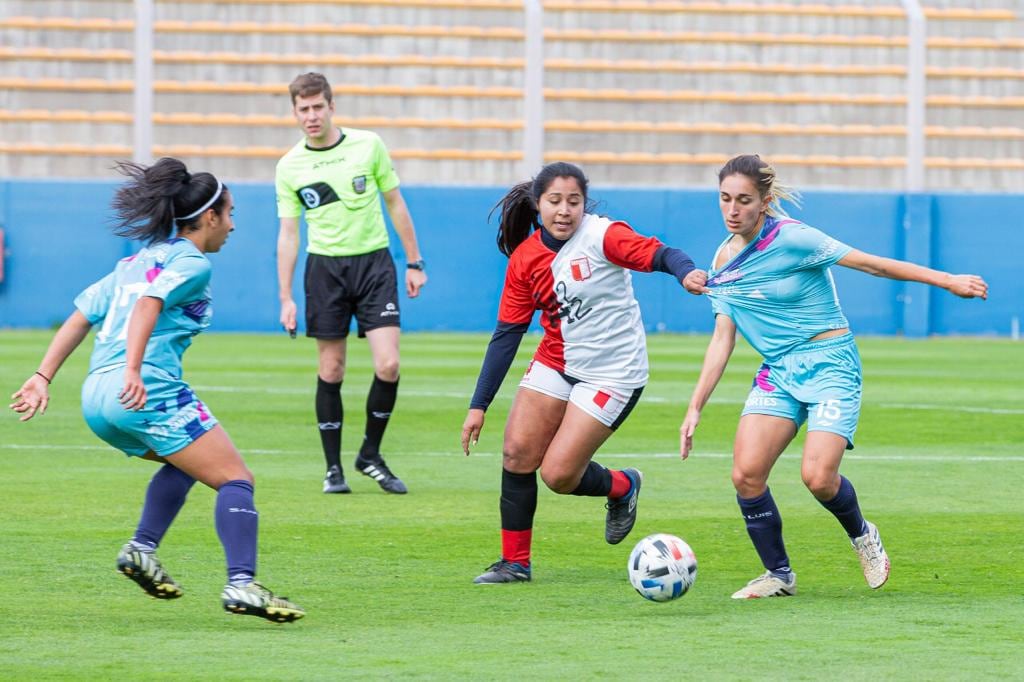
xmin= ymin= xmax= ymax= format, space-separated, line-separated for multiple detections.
xmin=718 ymin=154 xmax=801 ymax=218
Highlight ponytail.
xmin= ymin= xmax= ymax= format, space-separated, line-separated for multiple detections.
xmin=491 ymin=181 xmax=539 ymax=257
xmin=111 ymin=157 xmax=227 ymax=244
xmin=490 ymin=161 xmax=590 ymax=257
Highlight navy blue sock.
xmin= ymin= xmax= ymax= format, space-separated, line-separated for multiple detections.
xmin=738 ymin=488 xmax=792 ymax=577
xmin=215 ymin=480 xmax=258 ymax=584
xmin=818 ymin=475 xmax=868 ymax=538
xmin=132 ymin=463 xmax=196 ymax=549
xmin=568 ymin=461 xmax=613 ymax=497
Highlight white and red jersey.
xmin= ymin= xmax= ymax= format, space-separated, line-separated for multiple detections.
xmin=499 ymin=214 xmax=663 ymax=389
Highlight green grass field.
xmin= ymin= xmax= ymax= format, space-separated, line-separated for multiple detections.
xmin=2 ymin=331 xmax=1022 ymax=680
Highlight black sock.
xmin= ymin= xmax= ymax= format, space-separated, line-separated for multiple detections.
xmin=569 ymin=461 xmax=613 ymax=497
xmin=500 ymin=468 xmax=538 ymax=531
xmin=738 ymin=488 xmax=792 ymax=576
xmin=316 ymin=376 xmax=342 ymax=470
xmin=359 ymin=374 xmax=398 ymax=460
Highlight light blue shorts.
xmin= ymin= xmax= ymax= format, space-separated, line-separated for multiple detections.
xmin=740 ymin=333 xmax=862 ymax=449
xmin=81 ymin=364 xmax=219 ymax=457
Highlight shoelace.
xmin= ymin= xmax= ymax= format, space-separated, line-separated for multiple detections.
xmin=751 ymin=573 xmax=791 ymax=588
xmin=249 ymin=581 xmax=295 ymax=605
xmin=856 ymin=535 xmax=883 ymax=564
xmin=133 ymin=551 xmax=170 ymax=582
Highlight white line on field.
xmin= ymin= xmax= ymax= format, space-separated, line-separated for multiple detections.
xmin=2 ymin=443 xmax=1021 ymax=462
xmin=188 ymin=385 xmax=1022 ymax=415
xmin=877 ymin=403 xmax=1024 ymax=415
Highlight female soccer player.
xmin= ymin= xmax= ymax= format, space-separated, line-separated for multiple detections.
xmin=680 ymin=154 xmax=988 ymax=598
xmin=10 ymin=158 xmax=305 ymax=622
xmin=461 ymin=161 xmax=705 ymax=584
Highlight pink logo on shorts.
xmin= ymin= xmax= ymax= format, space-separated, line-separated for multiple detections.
xmin=755 ymin=367 xmax=776 ymax=392
xmin=593 ymin=390 xmax=611 ymax=409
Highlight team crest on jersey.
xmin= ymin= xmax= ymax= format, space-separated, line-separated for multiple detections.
xmin=352 ymin=175 xmax=367 ymax=194
xmin=569 ymin=257 xmax=592 ymax=281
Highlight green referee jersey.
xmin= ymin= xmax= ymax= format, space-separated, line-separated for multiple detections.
xmin=275 ymin=127 xmax=401 ymax=256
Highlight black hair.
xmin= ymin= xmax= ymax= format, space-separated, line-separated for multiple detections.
xmin=490 ymin=161 xmax=591 ymax=257
xmin=717 ymin=154 xmax=799 ymax=218
xmin=110 ymin=157 xmax=228 ymax=244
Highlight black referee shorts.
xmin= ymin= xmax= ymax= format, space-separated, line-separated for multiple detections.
xmin=303 ymin=248 xmax=401 ymax=339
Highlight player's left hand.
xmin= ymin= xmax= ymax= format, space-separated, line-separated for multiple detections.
xmin=406 ymin=269 xmax=427 ymax=298
xmin=9 ymin=373 xmax=50 ymax=422
xmin=682 ymin=269 xmax=710 ymax=295
xmin=946 ymin=274 xmax=988 ymax=300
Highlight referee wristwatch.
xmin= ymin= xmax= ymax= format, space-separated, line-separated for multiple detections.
xmin=407 ymin=259 xmax=426 ymax=271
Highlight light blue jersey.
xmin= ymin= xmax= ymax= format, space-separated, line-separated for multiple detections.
xmin=74 ymin=238 xmax=212 ymax=379
xmin=75 ymin=237 xmax=218 ymax=457
xmin=706 ymin=217 xmax=852 ymax=363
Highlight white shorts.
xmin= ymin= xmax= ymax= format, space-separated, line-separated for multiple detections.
xmin=519 ymin=359 xmax=643 ymax=430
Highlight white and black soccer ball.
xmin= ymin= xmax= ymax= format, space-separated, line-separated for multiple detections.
xmin=627 ymin=533 xmax=697 ymax=602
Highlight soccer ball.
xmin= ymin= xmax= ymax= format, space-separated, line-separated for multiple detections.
xmin=627 ymin=533 xmax=697 ymax=602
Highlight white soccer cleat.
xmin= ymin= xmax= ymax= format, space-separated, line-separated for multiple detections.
xmin=852 ymin=520 xmax=890 ymax=589
xmin=731 ymin=571 xmax=797 ymax=599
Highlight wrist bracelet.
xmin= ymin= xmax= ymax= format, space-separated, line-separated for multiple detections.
xmin=34 ymin=370 xmax=52 ymax=384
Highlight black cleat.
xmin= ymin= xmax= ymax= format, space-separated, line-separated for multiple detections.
xmin=605 ymin=468 xmax=643 ymax=545
xmin=355 ymin=454 xmax=408 ymax=494
xmin=323 ymin=465 xmax=351 ymax=494
xmin=473 ymin=559 xmax=531 ymax=584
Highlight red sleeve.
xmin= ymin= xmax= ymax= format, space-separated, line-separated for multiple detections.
xmin=497 ymin=253 xmax=536 ymax=324
xmin=602 ymin=221 xmax=664 ymax=272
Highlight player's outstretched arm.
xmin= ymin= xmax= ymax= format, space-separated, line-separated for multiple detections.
xmin=838 ymin=249 xmax=988 ymax=300
xmin=10 ymin=310 xmax=93 ymax=421
xmin=680 ymin=314 xmax=737 ymax=459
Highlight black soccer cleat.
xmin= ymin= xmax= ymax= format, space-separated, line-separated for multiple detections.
xmin=473 ymin=558 xmax=531 ymax=584
xmin=355 ymin=454 xmax=408 ymax=494
xmin=605 ymin=468 xmax=643 ymax=545
xmin=322 ymin=465 xmax=351 ymax=494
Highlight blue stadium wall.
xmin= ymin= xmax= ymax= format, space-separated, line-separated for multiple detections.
xmin=0 ymin=179 xmax=1018 ymax=337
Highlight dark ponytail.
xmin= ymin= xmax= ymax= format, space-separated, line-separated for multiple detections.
xmin=111 ymin=157 xmax=228 ymax=244
xmin=490 ymin=161 xmax=590 ymax=257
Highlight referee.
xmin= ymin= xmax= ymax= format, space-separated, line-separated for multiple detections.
xmin=275 ymin=73 xmax=427 ymax=495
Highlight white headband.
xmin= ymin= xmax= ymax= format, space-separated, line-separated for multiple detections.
xmin=178 ymin=180 xmax=224 ymax=221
